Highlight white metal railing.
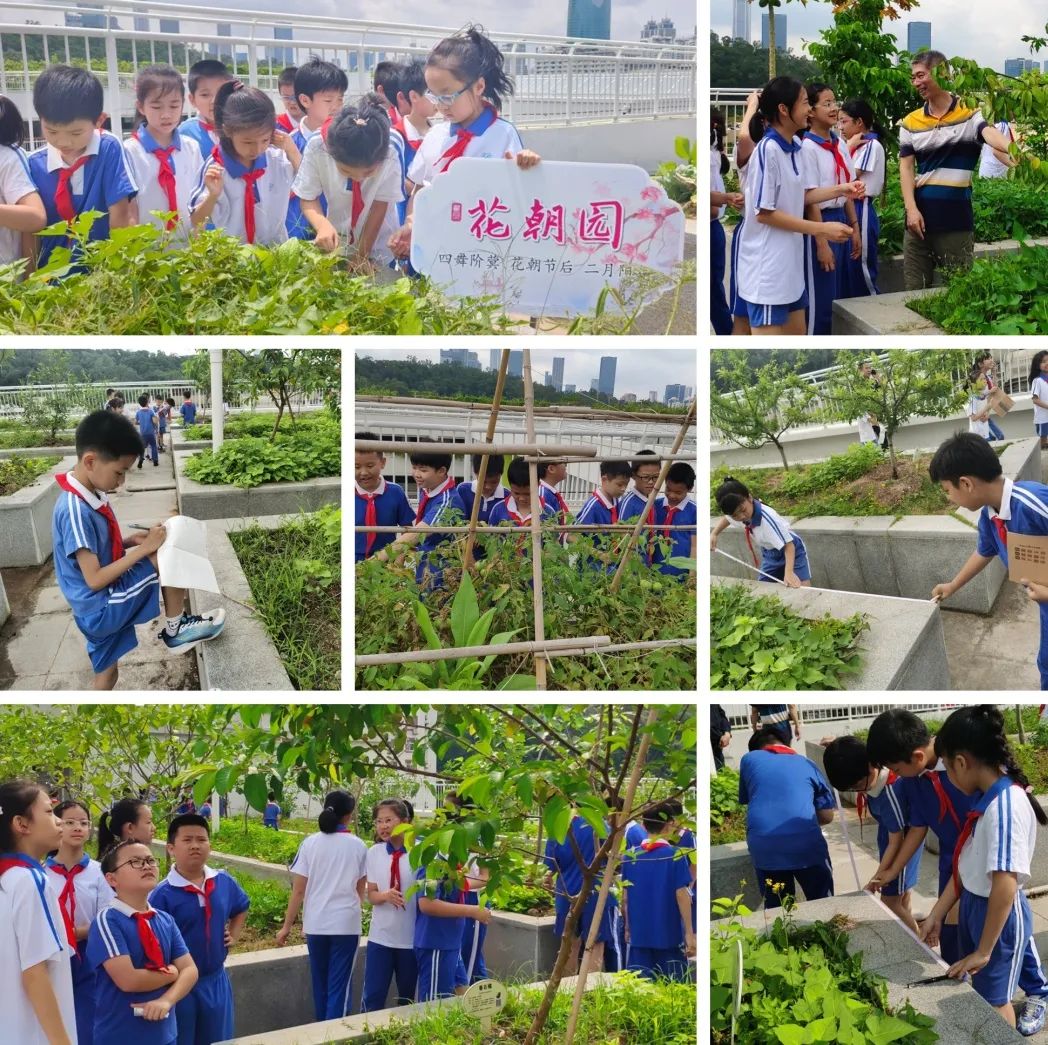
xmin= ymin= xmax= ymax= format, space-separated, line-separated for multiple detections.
xmin=711 ymin=86 xmax=759 ymax=146
xmin=721 ymin=703 xmax=960 ymax=729
xmin=0 ymin=1 xmax=696 ymax=147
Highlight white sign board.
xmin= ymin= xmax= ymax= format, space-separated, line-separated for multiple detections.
xmin=410 ymin=158 xmax=686 ymax=316
xmin=157 ymin=515 xmax=220 ymax=593
xmin=460 ymin=978 xmax=506 ymax=1030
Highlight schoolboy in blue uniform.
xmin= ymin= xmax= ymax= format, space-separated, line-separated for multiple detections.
xmin=27 ymin=64 xmax=137 ymax=270
xmin=179 ymin=392 xmax=197 ymax=427
xmin=449 ymin=454 xmax=507 ymax=528
xmin=180 ymin=60 xmax=232 ymax=156
xmin=355 ymin=431 xmax=414 ymax=563
xmin=263 ymin=793 xmax=281 ymax=830
xmin=739 ymin=727 xmax=835 ymax=908
xmin=928 ymin=432 xmax=1048 ymax=689
xmin=487 ymin=457 xmax=558 ymax=551
xmin=51 ymin=410 xmax=225 ymax=690
xmin=149 ymin=814 xmax=249 ymax=1045
xmin=573 ymin=460 xmax=631 ymax=574
xmin=620 ymin=808 xmax=696 ymax=981
xmin=135 ymin=394 xmax=159 ymax=468
xmin=618 ymin=451 xmax=661 ymax=521
xmin=653 ymin=462 xmax=697 ymax=579
xmin=823 ymin=735 xmax=923 ymax=932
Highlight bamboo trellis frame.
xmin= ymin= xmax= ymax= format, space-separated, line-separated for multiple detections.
xmin=354 ymin=350 xmax=697 ymax=688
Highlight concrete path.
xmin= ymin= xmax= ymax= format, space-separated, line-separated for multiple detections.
xmin=0 ymin=446 xmax=199 ymax=690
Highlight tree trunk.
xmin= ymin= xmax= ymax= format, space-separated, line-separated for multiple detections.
xmin=773 ymin=437 xmax=789 ymax=471
xmin=1017 ymin=706 xmax=1027 ymax=744
xmin=887 ymin=437 xmax=899 ymax=479
xmin=768 ymin=8 xmax=777 ymax=77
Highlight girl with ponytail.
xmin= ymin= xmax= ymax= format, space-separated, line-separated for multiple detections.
xmin=838 ymin=97 xmax=886 ymax=298
xmin=919 ymin=706 xmax=1048 ymax=1034
xmin=277 ymin=790 xmax=368 ymax=1021
xmin=96 ymin=797 xmax=154 ymax=860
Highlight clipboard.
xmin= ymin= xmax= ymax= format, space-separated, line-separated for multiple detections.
xmin=1007 ymin=531 xmax=1048 ymax=587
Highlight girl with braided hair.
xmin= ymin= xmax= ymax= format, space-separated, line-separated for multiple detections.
xmin=919 ymin=705 xmax=1048 ymax=1035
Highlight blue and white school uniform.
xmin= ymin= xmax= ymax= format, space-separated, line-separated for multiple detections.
xmin=860 ymin=769 xmax=922 ymax=897
xmin=407 ymin=106 xmax=522 ymax=189
xmin=617 ymin=488 xmax=651 ymax=522
xmin=955 ymin=776 xmax=1048 ymax=1007
xmin=180 ymin=401 xmax=197 ymax=426
xmin=413 ymin=866 xmax=466 ymax=1002
xmin=800 ymin=131 xmax=856 ymax=336
xmin=725 ymin=497 xmax=810 ymax=583
xmin=0 ymin=143 xmax=39 ymax=264
xmin=291 ymin=134 xmax=404 ymax=264
xmin=263 ymin=801 xmax=281 ymax=829
xmin=734 ymin=128 xmax=815 ymax=329
xmin=289 ymin=828 xmax=369 ymax=1021
xmin=976 ymin=476 xmax=1048 ymax=689
xmin=967 ymin=390 xmax=992 ymax=440
xmin=189 ymin=144 xmax=295 ymax=246
xmin=843 ymin=134 xmax=884 ymax=297
xmin=540 ymin=480 xmax=570 ymax=545
xmin=136 ymin=406 xmax=159 ymax=464
xmin=574 ymin=488 xmax=620 ymax=574
xmin=448 ymin=481 xmax=509 ymax=560
xmin=1032 ymin=377 xmax=1048 ymax=438
xmin=0 ymin=857 xmax=77 ymax=1045
xmin=52 ymin=471 xmax=161 ymax=673
xmin=620 ymin=839 xmax=692 ymax=981
xmin=362 ymin=842 xmax=416 ymax=1012
xmin=619 ymin=488 xmax=659 ymax=567
xmin=487 ymin=494 xmax=557 ymax=533
xmin=46 ymin=854 xmax=114 ymax=1045
xmin=456 ymin=862 xmax=489 ymax=987
xmin=123 ymin=126 xmax=203 ymax=244
xmin=149 ymin=866 xmax=250 ymax=1045
xmin=711 ymin=143 xmax=732 ymax=335
xmin=285 ymin=117 xmax=325 ymax=239
xmin=28 ymin=129 xmax=139 ymax=267
xmin=624 ymin=821 xmax=647 ymax=849
xmin=728 ymin=137 xmax=753 ymax=321
xmin=414 ymin=477 xmax=457 ymax=591
xmin=652 ymin=494 xmax=696 ymax=578
xmin=87 ymin=899 xmax=190 ymax=1045
xmin=356 ymin=478 xmax=414 ymax=563
xmin=178 ymin=117 xmax=218 ymax=158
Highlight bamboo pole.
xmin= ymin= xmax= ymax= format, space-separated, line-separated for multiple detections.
xmin=609 ymin=400 xmax=697 ymax=595
xmin=355 ymin=636 xmax=612 ymax=667
xmin=355 ymin=439 xmax=597 ymax=456
xmin=355 ymin=524 xmax=698 ymax=533
xmin=522 ymin=349 xmax=548 ymax=691
xmin=543 ymin=637 xmax=698 ymax=658
xmin=464 ymin=350 xmax=510 ymax=571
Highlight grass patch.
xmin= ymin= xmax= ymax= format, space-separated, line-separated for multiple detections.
xmin=229 ymin=507 xmax=340 ymax=690
xmin=182 ymin=411 xmax=329 ymax=442
xmin=0 ymin=429 xmax=75 ymax=450
xmin=0 ymin=454 xmax=61 ymax=495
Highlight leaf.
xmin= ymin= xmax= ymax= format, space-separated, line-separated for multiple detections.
xmin=450 ymin=570 xmax=480 ymax=649
xmin=543 ymin=794 xmax=572 ymax=843
xmin=774 ymin=1027 xmax=809 ymax=1045
xmin=243 ymin=772 xmax=269 ymax=814
xmin=865 ymin=1012 xmax=925 ymax=1045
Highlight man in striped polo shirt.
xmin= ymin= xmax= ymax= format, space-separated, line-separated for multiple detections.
xmin=900 ymin=50 xmax=1016 ymax=290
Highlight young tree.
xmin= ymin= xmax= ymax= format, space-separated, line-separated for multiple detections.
xmin=231 ymin=349 xmax=341 ymax=439
xmin=18 ymin=350 xmax=97 ymax=444
xmin=710 ymin=350 xmax=816 ymax=470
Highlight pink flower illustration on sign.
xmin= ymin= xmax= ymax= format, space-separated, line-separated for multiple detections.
xmin=467 ymin=196 xmax=512 ymax=240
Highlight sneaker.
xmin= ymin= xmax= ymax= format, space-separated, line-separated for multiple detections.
xmin=137 ymin=460 xmax=143 ymax=469
xmin=159 ymin=609 xmax=226 ymax=654
xmin=1018 ymin=997 xmax=1048 ymax=1036
xmin=153 ymin=460 xmax=159 ymax=467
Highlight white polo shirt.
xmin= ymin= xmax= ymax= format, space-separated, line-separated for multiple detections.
xmin=407 ymin=112 xmax=522 ymax=188
xmin=711 ymin=145 xmax=725 ymax=221
xmin=291 ymin=136 xmax=404 ymax=265
xmin=967 ymin=393 xmax=990 ymax=439
xmin=736 ymin=129 xmax=815 ymax=305
xmin=850 ymin=136 xmax=885 ymax=198
xmin=726 ymin=499 xmax=797 ymax=554
xmin=0 ymin=865 xmax=77 ymax=1045
xmin=957 ymin=781 xmax=1036 ymax=898
xmin=289 ymin=830 xmax=368 ymax=935
xmin=365 ymin=842 xmax=416 ymax=949
xmin=46 ymin=855 xmax=114 ymax=931
xmin=123 ymin=127 xmax=204 ymax=243
xmin=0 ymin=144 xmax=38 ymax=264
xmin=799 ymin=131 xmax=856 ymax=210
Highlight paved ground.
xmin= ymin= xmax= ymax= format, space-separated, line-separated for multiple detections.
xmin=0 ymin=447 xmax=199 ymax=691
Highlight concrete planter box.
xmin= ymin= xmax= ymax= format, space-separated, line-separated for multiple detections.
xmin=0 ymin=454 xmax=76 ymax=567
xmin=0 ymin=568 xmax=8 ymax=627
xmin=710 ymin=840 xmax=762 ymax=913
xmin=719 ymin=892 xmax=1023 ymax=1043
xmin=712 ymin=577 xmax=949 ymax=690
xmin=833 ymin=287 xmax=943 ymax=335
xmin=0 ymin=442 xmax=75 ymax=459
xmin=174 ymin=450 xmax=341 ymax=520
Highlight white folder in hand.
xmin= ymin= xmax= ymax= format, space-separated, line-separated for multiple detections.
xmin=157 ymin=515 xmax=220 ymax=594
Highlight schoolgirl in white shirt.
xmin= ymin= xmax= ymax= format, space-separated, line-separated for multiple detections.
xmin=0 ymin=96 xmax=46 ymax=266
xmin=839 ymin=97 xmax=886 ymax=298
xmin=1030 ymin=351 xmax=1048 ymax=450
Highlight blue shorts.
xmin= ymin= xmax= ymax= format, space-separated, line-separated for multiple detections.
xmin=735 ymin=291 xmax=808 ymax=328
xmin=174 ymin=967 xmax=233 ymax=1045
xmin=1037 ymin=423 xmax=1048 ymax=438
xmin=878 ymin=837 xmax=922 ymax=897
xmin=73 ymin=558 xmax=161 ymax=672
xmin=759 ymin=547 xmax=812 ymax=583
xmin=415 ymin=946 xmax=459 ymax=1001
xmin=554 ymin=891 xmax=618 ymax=943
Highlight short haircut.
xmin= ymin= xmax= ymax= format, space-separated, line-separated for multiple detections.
xmin=666 ymin=462 xmax=695 ymax=488
xmin=355 ymin=430 xmax=383 ymax=456
xmin=277 ymin=66 xmax=298 ymax=89
xmin=294 ymin=57 xmax=349 ymax=101
xmin=927 ymin=433 xmax=1002 ymax=485
xmin=75 ymin=410 xmax=144 ymax=460
xmin=373 ymin=60 xmax=403 ymax=100
xmin=631 ymin=449 xmax=659 ymax=474
xmin=398 ymin=58 xmax=427 ymax=101
xmin=324 ymin=101 xmax=389 ymax=168
xmin=137 ymin=393 xmax=149 ymax=406
xmin=506 ymin=457 xmax=530 ymax=487
xmin=167 ymin=813 xmax=210 ymax=842
xmin=537 ymin=461 xmax=557 ymax=480
xmin=822 ymin=736 xmax=870 ymax=791
xmin=34 ymin=65 xmax=104 ymax=124
xmin=911 ymin=50 xmax=946 ymax=71
xmin=188 ymin=59 xmax=231 ymax=94
xmin=409 ymin=451 xmax=451 ymax=471
xmin=599 ymin=459 xmax=631 ymax=479
xmin=165 ymin=397 xmax=175 ymax=407
xmin=0 ymin=95 xmax=25 ymax=148
xmin=866 ymin=708 xmax=930 ymax=767
xmin=748 ymin=727 xmax=786 ymax=752
xmin=105 ymin=388 xmax=115 ymax=396
xmin=183 ymin=391 xmax=192 ymax=399
xmin=471 ymin=453 xmax=504 ymax=478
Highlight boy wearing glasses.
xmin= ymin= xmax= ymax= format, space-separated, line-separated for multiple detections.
xmin=275 ymin=66 xmax=302 ymax=133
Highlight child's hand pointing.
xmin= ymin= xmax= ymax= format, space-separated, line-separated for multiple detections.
xmin=1021 ymin=578 xmax=1048 ymax=603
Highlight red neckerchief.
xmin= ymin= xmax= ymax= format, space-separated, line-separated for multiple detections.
xmin=276 ymin=113 xmax=295 ymax=134
xmin=810 ymin=132 xmax=850 ymax=185
xmin=386 ymin=842 xmax=403 ymax=892
xmin=742 ymin=523 xmax=759 ymax=566
xmin=764 ymin=744 xmax=797 ymax=755
xmin=952 ymin=777 xmax=1020 ymax=897
xmin=435 ymin=104 xmax=497 ymax=174
xmin=199 ymin=119 xmax=216 ymax=135
xmin=46 ymin=858 xmax=86 ymax=951
xmin=856 ymin=770 xmax=898 ymax=837
xmin=211 ymin=146 xmax=265 ymax=244
xmin=319 ymin=118 xmax=365 ymax=242
xmin=55 ymin=154 xmax=90 ymax=223
xmin=640 ymin=838 xmax=671 ymax=852
xmin=133 ymin=131 xmax=178 ymax=229
xmin=415 ymin=477 xmax=455 ymax=525
xmin=592 ymin=489 xmax=618 ymax=525
xmin=991 ymin=515 xmax=1008 ymax=548
xmin=501 ymin=495 xmax=532 ymax=552
xmin=55 ymin=473 xmax=123 ymax=563
xmin=389 ymin=106 xmax=406 ymax=139
xmin=926 ymin=769 xmax=961 ymax=831
xmin=181 ymin=876 xmax=216 ymax=943
xmin=132 ymin=910 xmax=166 ymax=970
xmin=357 ymin=479 xmax=385 ymax=557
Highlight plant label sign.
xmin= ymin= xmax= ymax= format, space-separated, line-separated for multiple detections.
xmin=1008 ymin=531 xmax=1048 ymax=586
xmin=460 ymin=978 xmax=506 ymax=1031
xmin=410 ymin=158 xmax=686 ymax=316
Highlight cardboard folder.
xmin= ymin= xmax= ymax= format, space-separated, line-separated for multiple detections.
xmin=988 ymin=386 xmax=1014 ymax=417
xmin=1008 ymin=531 xmax=1048 ymax=587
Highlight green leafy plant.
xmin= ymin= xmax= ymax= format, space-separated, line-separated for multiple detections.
xmin=777 ymin=442 xmax=883 ymax=499
xmin=653 ymin=136 xmax=696 ymax=215
xmin=182 ymin=411 xmax=330 ymax=442
xmin=711 ymin=584 xmax=867 ymax=691
xmin=0 ymin=454 xmax=60 ymax=496
xmin=711 ymin=767 xmax=746 ymax=846
xmin=210 ymin=821 xmax=303 ymax=867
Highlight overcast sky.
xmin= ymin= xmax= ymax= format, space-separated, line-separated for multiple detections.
xmin=356 ymin=349 xmax=697 ymax=399
xmin=710 ymin=0 xmax=1044 ymax=75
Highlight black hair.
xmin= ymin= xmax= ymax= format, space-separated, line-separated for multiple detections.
xmin=714 ymin=476 xmax=751 ymax=515
xmin=97 ymin=798 xmax=149 ymax=858
xmin=134 ymin=64 xmax=184 ymax=127
xmin=865 ymin=708 xmax=931 ymax=768
xmin=748 ymin=727 xmax=787 ymax=752
xmin=0 ymin=779 xmax=47 ymax=851
xmin=666 ymin=462 xmax=695 ymax=488
xmin=631 ymin=450 xmax=659 ymax=475
xmin=409 ymin=451 xmax=452 ymax=472
xmin=75 ymin=410 xmax=144 ymax=460
xmin=822 ymin=736 xmax=871 ymax=791
xmin=427 ymin=24 xmax=514 ymax=112
xmin=137 ymin=393 xmax=149 ymax=406
xmin=53 ymin=798 xmax=90 ymax=820
xmin=33 ymin=64 xmax=104 ymax=124
xmin=267 ymin=790 xmax=275 ymax=800
xmin=277 ymin=66 xmax=298 ymax=89
xmin=911 ymin=50 xmax=946 ymax=72
xmin=641 ymin=805 xmax=675 ymax=834
xmin=1030 ymin=351 xmax=1048 ymax=386
xmin=710 ymin=105 xmax=726 ymax=153
xmin=324 ymin=101 xmax=389 ymax=169
xmin=373 ymin=797 xmax=412 ymax=822
xmin=537 ymin=461 xmax=559 ymax=480
xmin=471 ymin=453 xmax=504 ymax=478
xmin=805 ymin=81 xmax=833 ymax=111
xmin=749 ymin=76 xmax=806 ymax=144
xmin=188 ymin=59 xmax=231 ymax=95
xmin=0 ymin=95 xmax=25 ymax=148
xmin=599 ymin=459 xmax=631 ymax=479
xmin=213 ymin=81 xmax=275 ymax=153
xmin=105 ymin=387 xmax=115 ymax=396
xmin=108 ymin=396 xmax=125 ymax=410
xmin=935 ymin=706 xmax=1048 ymax=825
xmin=927 ymin=432 xmax=1003 ymax=486
xmin=183 ymin=391 xmax=193 ymax=399
xmin=373 ymin=60 xmax=404 ymax=101
xmin=506 ymin=457 xmax=530 ymax=487
xmin=99 ymin=838 xmax=150 ymax=874
xmin=398 ymin=59 xmax=428 ymax=104
xmin=318 ymin=790 xmax=355 ymax=833
xmin=167 ymin=813 xmax=210 ymax=842
xmin=294 ymin=57 xmax=349 ymax=102
xmin=165 ymin=397 xmax=175 ymax=408
xmin=839 ymin=97 xmax=885 ymax=138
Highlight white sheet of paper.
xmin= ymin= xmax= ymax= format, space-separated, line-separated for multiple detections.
xmin=157 ymin=515 xmax=220 ymax=594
